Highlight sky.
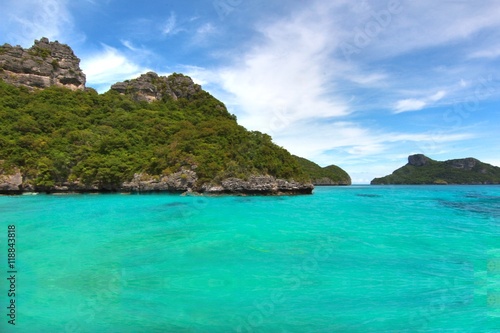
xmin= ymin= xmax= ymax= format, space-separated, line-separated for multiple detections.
xmin=1 ymin=0 xmax=500 ymax=183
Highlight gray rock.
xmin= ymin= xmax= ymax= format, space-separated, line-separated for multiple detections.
xmin=0 ymin=169 xmax=23 ymax=192
xmin=445 ymin=157 xmax=478 ymax=170
xmin=0 ymin=37 xmax=85 ymax=90
xmin=202 ymin=175 xmax=313 ymax=195
xmin=121 ymin=170 xmax=198 ymax=192
xmin=110 ymin=72 xmax=201 ymax=102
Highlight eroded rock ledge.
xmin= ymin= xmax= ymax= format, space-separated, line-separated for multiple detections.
xmin=201 ymin=176 xmax=314 ymax=195
xmin=0 ymin=170 xmax=313 ymax=195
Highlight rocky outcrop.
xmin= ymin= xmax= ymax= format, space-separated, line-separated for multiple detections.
xmin=122 ymin=170 xmax=198 ymax=192
xmin=110 ymin=72 xmax=201 ymax=102
xmin=0 ymin=37 xmax=85 ymax=90
xmin=408 ymin=154 xmax=431 ymax=167
xmin=371 ymin=154 xmax=500 ymax=185
xmin=202 ymin=176 xmax=314 ymax=195
xmin=2 ymin=170 xmax=312 ymax=195
xmin=445 ymin=157 xmax=479 ymax=171
xmin=0 ymin=167 xmax=23 ymax=193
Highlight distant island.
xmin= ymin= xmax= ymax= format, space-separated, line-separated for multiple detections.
xmin=371 ymin=154 xmax=500 ymax=185
xmin=293 ymin=156 xmax=351 ymax=185
xmin=0 ymin=38 xmax=350 ymax=194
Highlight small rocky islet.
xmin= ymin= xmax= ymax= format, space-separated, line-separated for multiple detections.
xmin=0 ymin=38 xmax=351 ymax=195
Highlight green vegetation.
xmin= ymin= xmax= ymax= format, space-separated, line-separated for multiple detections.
xmin=293 ymin=156 xmax=351 ymax=185
xmin=28 ymin=46 xmax=51 ymax=59
xmin=371 ymin=156 xmax=500 ymax=184
xmin=0 ymin=79 xmax=309 ymax=189
xmin=51 ymin=59 xmax=59 ymax=70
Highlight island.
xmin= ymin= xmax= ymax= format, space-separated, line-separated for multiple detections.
xmin=0 ymin=38 xmax=350 ymax=195
xmin=293 ymin=156 xmax=351 ymax=185
xmin=371 ymin=154 xmax=500 ymax=185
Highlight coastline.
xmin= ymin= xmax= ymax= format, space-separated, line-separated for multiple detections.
xmin=0 ymin=172 xmax=314 ymax=196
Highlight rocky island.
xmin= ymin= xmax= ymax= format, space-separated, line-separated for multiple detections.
xmin=0 ymin=38 xmax=350 ymax=195
xmin=371 ymin=154 xmax=500 ymax=185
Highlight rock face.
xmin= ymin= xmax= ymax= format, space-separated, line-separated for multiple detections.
xmin=202 ymin=176 xmax=314 ymax=195
xmin=110 ymin=72 xmax=201 ymax=102
xmin=371 ymin=154 xmax=500 ymax=185
xmin=0 ymin=167 xmax=23 ymax=193
xmin=122 ymin=170 xmax=198 ymax=192
xmin=408 ymin=154 xmax=431 ymax=167
xmin=121 ymin=173 xmax=313 ymax=195
xmin=445 ymin=157 xmax=479 ymax=171
xmin=5 ymin=171 xmax=312 ymax=195
xmin=0 ymin=38 xmax=85 ymax=90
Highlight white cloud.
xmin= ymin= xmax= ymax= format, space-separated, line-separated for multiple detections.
xmin=352 ymin=0 xmax=500 ymax=59
xmin=0 ymin=0 xmax=79 ymax=47
xmin=197 ymin=23 xmax=216 ymax=35
xmin=347 ymin=73 xmax=388 ymax=86
xmin=393 ymin=90 xmax=447 ymax=113
xmin=162 ymin=12 xmax=181 ymax=36
xmin=469 ymin=47 xmax=500 ymax=59
xmin=206 ymin=2 xmax=350 ymax=131
xmin=121 ymin=40 xmax=139 ymax=52
xmin=80 ymin=45 xmax=149 ymax=92
xmin=429 ymin=90 xmax=446 ymax=102
xmin=394 ymin=99 xmax=427 ymax=113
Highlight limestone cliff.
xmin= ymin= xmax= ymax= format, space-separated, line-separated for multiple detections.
xmin=0 ymin=38 xmax=85 ymax=90
xmin=0 ymin=163 xmax=23 ymax=193
xmin=110 ymin=72 xmax=201 ymax=102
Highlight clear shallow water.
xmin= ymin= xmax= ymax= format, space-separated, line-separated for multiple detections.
xmin=1 ymin=186 xmax=499 ymax=332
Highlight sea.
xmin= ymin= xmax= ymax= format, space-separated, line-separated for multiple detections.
xmin=1 ymin=185 xmax=499 ymax=333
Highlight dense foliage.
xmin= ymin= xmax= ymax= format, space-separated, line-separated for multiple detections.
xmin=371 ymin=158 xmax=500 ymax=184
xmin=293 ymin=156 xmax=351 ymax=185
xmin=0 ymin=79 xmax=309 ymax=188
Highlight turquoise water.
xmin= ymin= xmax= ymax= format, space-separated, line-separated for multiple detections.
xmin=1 ymin=186 xmax=499 ymax=332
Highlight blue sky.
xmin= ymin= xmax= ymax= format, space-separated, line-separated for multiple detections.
xmin=2 ymin=0 xmax=500 ymax=183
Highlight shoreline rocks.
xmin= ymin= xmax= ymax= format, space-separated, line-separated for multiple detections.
xmin=0 ymin=170 xmax=314 ymax=195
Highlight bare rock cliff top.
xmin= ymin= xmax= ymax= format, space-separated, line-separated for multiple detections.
xmin=110 ymin=72 xmax=202 ymax=102
xmin=0 ymin=37 xmax=86 ymax=90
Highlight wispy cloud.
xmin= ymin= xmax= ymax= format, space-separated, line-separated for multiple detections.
xmin=205 ymin=2 xmax=350 ymax=131
xmin=469 ymin=47 xmax=500 ymax=59
xmin=394 ymin=99 xmax=428 ymax=113
xmin=393 ymin=90 xmax=447 ymax=113
xmin=0 ymin=0 xmax=80 ymax=47
xmin=161 ymin=12 xmax=182 ymax=36
xmin=80 ymin=44 xmax=149 ymax=92
xmin=352 ymin=0 xmax=500 ymax=59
